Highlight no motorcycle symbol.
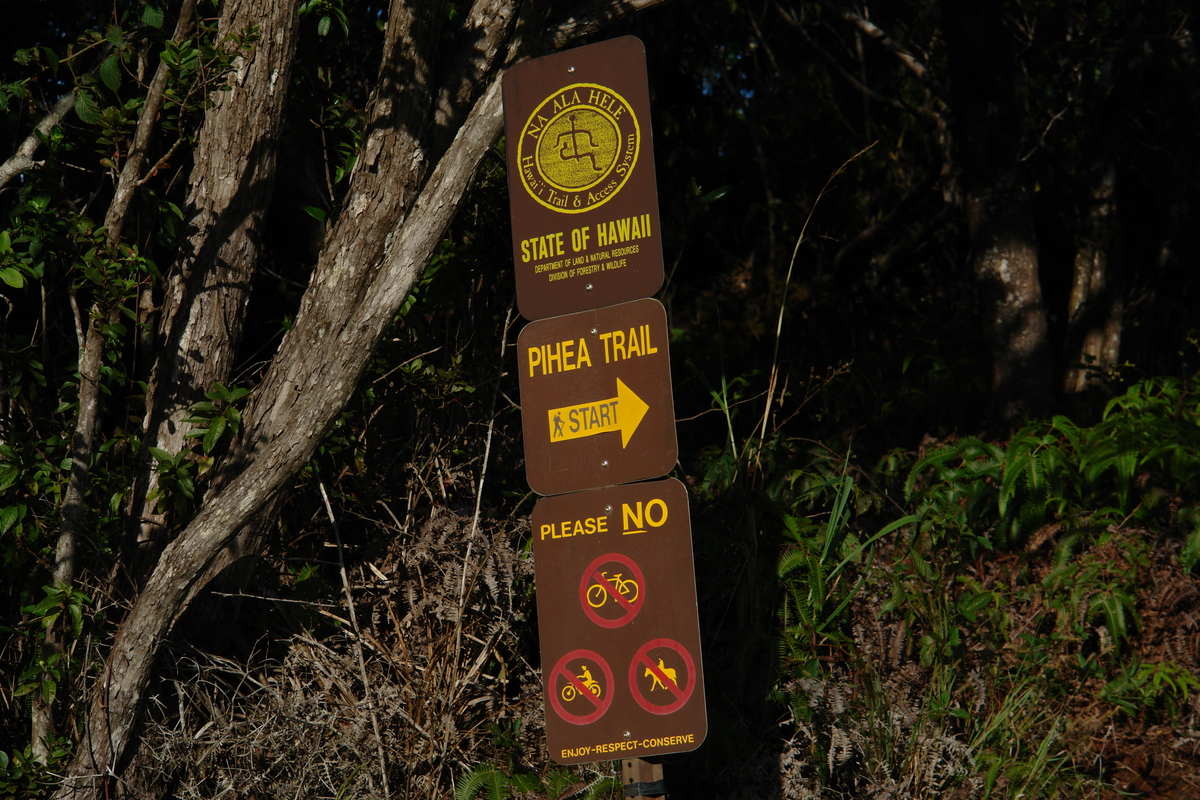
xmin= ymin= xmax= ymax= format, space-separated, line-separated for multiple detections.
xmin=549 ymin=649 xmax=614 ymax=726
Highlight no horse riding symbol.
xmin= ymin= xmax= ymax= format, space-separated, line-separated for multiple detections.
xmin=630 ymin=638 xmax=696 ymax=716
xmin=643 ymin=657 xmax=676 ymax=692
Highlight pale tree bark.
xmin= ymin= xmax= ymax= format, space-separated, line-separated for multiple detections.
xmin=941 ymin=0 xmax=1053 ymax=421
xmin=125 ymin=0 xmax=298 ymax=576
xmin=0 ymin=95 xmax=75 ymax=193
xmin=31 ymin=1 xmax=201 ymax=763
xmin=53 ymin=1 xmax=671 ymax=796
xmin=1063 ymin=165 xmax=1123 ymax=396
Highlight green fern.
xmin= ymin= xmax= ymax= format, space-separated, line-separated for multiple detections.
xmin=455 ymin=765 xmax=506 ymax=800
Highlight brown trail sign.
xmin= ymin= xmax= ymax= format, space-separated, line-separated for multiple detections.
xmin=532 ymin=479 xmax=706 ymax=765
xmin=504 ymin=36 xmax=664 ymax=321
xmin=504 ymin=37 xmax=705 ymax=780
xmin=517 ymin=298 xmax=677 ymax=496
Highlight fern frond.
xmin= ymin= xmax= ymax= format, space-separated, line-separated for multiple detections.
xmin=454 ymin=765 xmax=505 ymax=800
xmin=1178 ymin=518 xmax=1200 ymax=574
xmin=999 ymin=451 xmax=1028 ymax=518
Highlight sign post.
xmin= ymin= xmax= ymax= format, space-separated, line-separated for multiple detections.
xmin=503 ymin=36 xmax=705 ymax=790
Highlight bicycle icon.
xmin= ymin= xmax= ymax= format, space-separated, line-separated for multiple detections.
xmin=586 ymin=571 xmax=639 ymax=608
xmin=561 ymin=664 xmax=603 ymax=702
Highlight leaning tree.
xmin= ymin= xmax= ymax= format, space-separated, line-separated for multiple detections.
xmin=0 ymin=1 xmax=670 ymax=796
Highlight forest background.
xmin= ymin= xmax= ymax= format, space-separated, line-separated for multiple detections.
xmin=1 ymin=0 xmax=1199 ymax=798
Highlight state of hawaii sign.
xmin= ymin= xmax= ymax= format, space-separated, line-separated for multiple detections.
xmin=504 ymin=36 xmax=664 ymax=320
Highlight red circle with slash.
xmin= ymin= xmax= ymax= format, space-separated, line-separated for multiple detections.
xmin=578 ymin=552 xmax=645 ymax=629
xmin=548 ymin=649 xmax=614 ymax=725
xmin=628 ymin=638 xmax=697 ymax=715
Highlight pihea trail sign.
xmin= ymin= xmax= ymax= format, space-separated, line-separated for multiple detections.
xmin=531 ymin=479 xmax=706 ymax=764
xmin=504 ymin=37 xmax=705 ymax=776
xmin=517 ymin=298 xmax=677 ymax=497
xmin=504 ymin=36 xmax=664 ymax=321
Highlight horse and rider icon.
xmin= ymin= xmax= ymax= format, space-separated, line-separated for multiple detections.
xmin=643 ymin=657 xmax=678 ymax=692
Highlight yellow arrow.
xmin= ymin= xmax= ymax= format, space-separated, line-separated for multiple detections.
xmin=546 ymin=378 xmax=649 ymax=448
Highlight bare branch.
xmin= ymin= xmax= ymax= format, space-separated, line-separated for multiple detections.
xmin=103 ymin=0 xmax=199 ymax=243
xmin=546 ymin=0 xmax=675 ymax=49
xmin=0 ymin=94 xmax=75 ymax=193
xmin=808 ymin=0 xmax=928 ymax=80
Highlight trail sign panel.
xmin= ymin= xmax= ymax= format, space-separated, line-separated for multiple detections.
xmin=532 ymin=479 xmax=706 ymax=764
xmin=503 ymin=36 xmax=664 ymax=321
xmin=518 ymin=298 xmax=676 ymax=496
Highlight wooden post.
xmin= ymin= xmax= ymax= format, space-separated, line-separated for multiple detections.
xmin=621 ymin=757 xmax=665 ymax=798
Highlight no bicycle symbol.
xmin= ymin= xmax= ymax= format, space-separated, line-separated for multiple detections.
xmin=629 ymin=638 xmax=697 ymax=716
xmin=579 ymin=552 xmax=645 ymax=628
xmin=549 ymin=649 xmax=614 ymax=726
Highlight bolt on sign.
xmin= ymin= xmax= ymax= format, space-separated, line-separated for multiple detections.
xmin=503 ymin=36 xmax=664 ymax=321
xmin=518 ymin=298 xmax=677 ymax=497
xmin=532 ymin=479 xmax=706 ymax=764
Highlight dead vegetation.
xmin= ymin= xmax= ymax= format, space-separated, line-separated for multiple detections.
xmin=128 ymin=506 xmax=553 ymax=799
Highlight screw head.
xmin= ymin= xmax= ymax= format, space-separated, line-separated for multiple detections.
xmin=601 ymin=460 xmax=609 ymax=468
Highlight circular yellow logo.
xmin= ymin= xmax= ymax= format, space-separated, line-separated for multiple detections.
xmin=517 ymin=83 xmax=640 ymax=214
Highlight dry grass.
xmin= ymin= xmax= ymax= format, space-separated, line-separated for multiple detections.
xmin=130 ymin=506 xmax=551 ymax=799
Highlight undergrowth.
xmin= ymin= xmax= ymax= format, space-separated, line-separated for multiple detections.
xmin=654 ymin=369 xmax=1200 ymax=799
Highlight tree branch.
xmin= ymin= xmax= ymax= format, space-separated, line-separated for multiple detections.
xmin=103 ymin=0 xmax=199 ymax=243
xmin=809 ymin=0 xmax=928 ymax=80
xmin=0 ymin=94 xmax=75 ymax=193
xmin=545 ymin=0 xmax=674 ymax=49
xmin=54 ymin=1 xmax=675 ymax=793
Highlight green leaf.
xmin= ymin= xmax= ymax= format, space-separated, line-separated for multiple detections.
xmin=0 ymin=267 xmax=24 ymax=288
xmin=202 ymin=415 xmax=226 ymax=454
xmin=74 ymin=88 xmax=100 ymax=124
xmin=317 ymin=15 xmax=332 ymax=37
xmin=0 ymin=504 xmax=22 ymax=534
xmin=142 ymin=4 xmax=165 ymax=28
xmin=42 ymin=46 xmax=60 ymax=73
xmin=100 ymin=55 xmax=121 ymax=93
xmin=1179 ymin=518 xmax=1200 ymax=573
xmin=700 ymin=185 xmax=732 ymax=205
xmin=106 ymin=24 xmax=125 ymax=48
xmin=148 ymin=447 xmax=174 ymax=463
xmin=68 ymin=602 xmax=83 ymax=638
xmin=301 ymin=204 xmax=327 ymax=223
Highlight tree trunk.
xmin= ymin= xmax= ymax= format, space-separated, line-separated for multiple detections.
xmin=53 ymin=1 xmax=672 ymax=796
xmin=125 ymin=0 xmax=299 ymax=576
xmin=1063 ymin=165 xmax=1123 ymax=396
xmin=941 ymin=0 xmax=1053 ymax=421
